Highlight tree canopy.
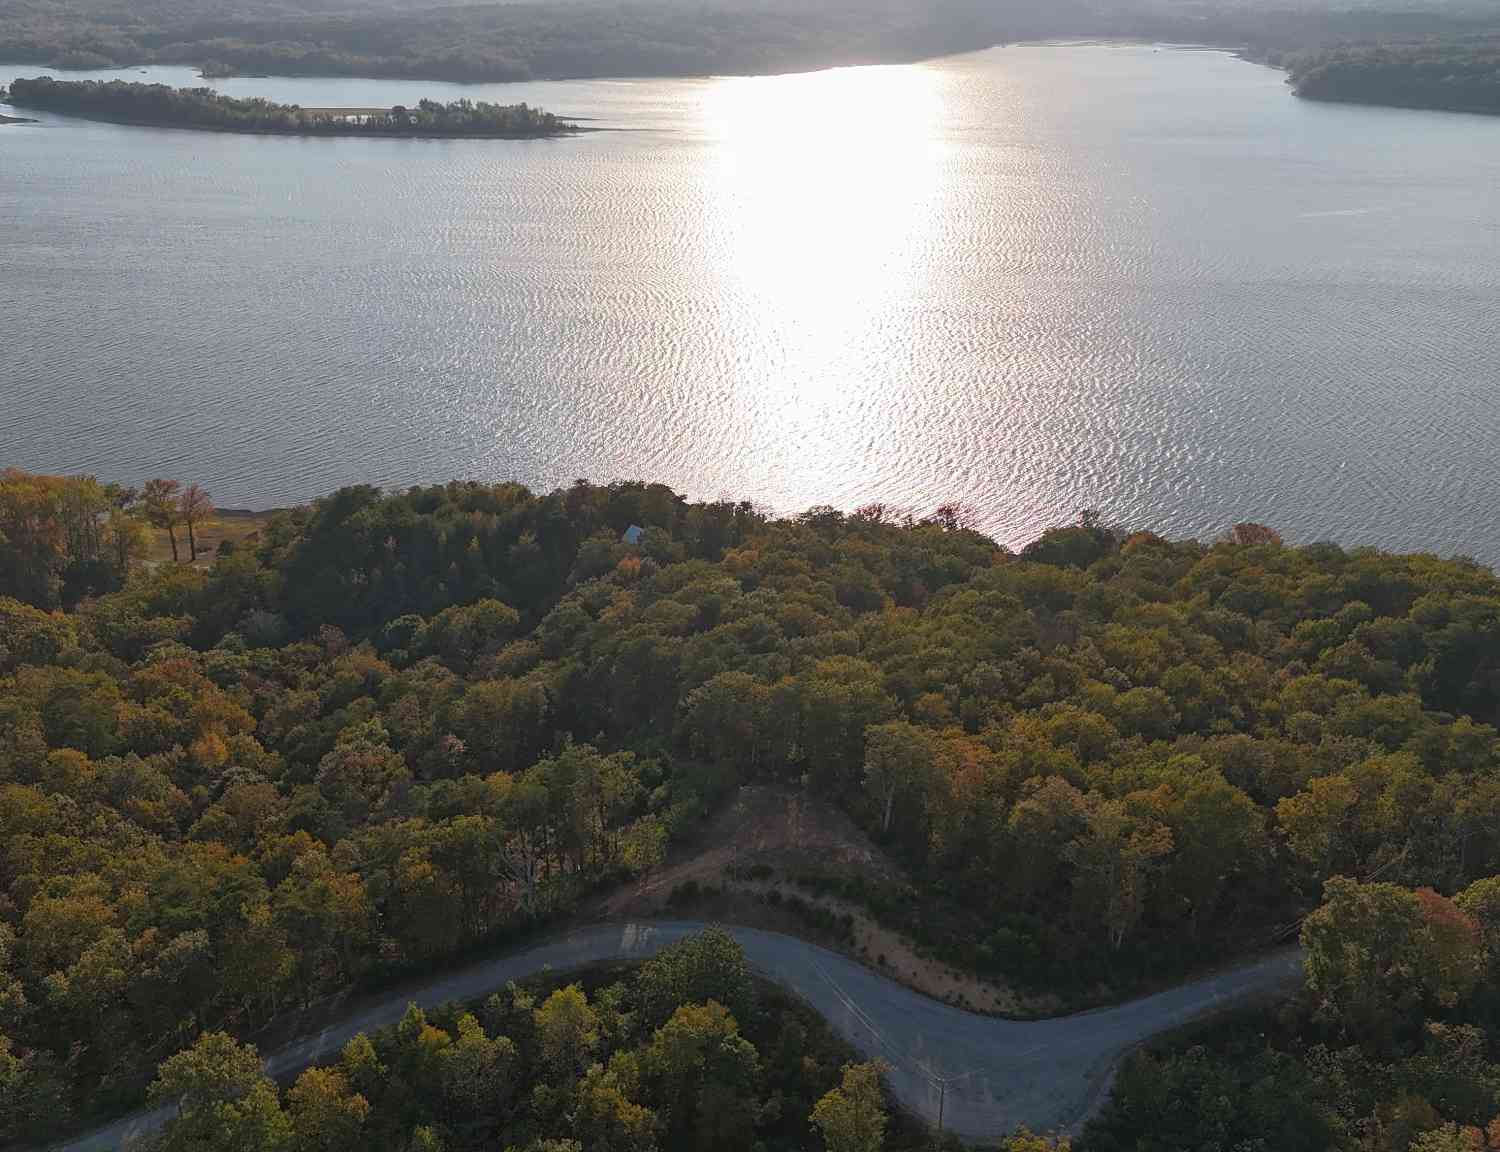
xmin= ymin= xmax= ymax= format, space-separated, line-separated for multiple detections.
xmin=1289 ymin=38 xmax=1500 ymax=115
xmin=3 ymin=472 xmax=1500 ymax=1149
xmin=2 ymin=77 xmax=574 ymax=136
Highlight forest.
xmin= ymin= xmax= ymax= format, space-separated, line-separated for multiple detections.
xmin=1 ymin=77 xmax=574 ymax=136
xmin=1287 ymin=38 xmax=1500 ymax=114
xmin=4 ymin=468 xmax=1500 ymax=1149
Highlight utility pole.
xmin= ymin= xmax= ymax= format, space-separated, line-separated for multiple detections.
xmin=926 ymin=1065 xmax=975 ymax=1138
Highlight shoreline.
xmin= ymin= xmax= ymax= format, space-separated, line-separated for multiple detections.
xmin=2 ymin=38 xmax=1275 ymax=92
xmin=1288 ymin=88 xmax=1500 ymax=119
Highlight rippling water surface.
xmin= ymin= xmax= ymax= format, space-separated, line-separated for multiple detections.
xmin=3 ymin=46 xmax=1499 ymax=557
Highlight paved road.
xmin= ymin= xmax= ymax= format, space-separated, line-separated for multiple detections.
xmin=50 ymin=921 xmax=1304 ymax=1150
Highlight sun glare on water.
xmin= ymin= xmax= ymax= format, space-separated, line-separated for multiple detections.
xmin=703 ymin=62 xmax=946 ymax=315
xmin=696 ymin=62 xmax=950 ymax=500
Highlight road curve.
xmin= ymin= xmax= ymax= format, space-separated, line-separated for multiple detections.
xmin=49 ymin=921 xmax=1303 ymax=1150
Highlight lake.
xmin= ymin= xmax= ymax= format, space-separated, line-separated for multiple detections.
xmin=3 ymin=46 xmax=1499 ymax=558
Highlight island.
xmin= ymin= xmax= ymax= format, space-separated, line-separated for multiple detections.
xmin=1287 ymin=38 xmax=1500 ymax=116
xmin=0 ymin=76 xmax=581 ymax=137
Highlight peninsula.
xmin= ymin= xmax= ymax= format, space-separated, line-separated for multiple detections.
xmin=0 ymin=76 xmax=579 ymax=137
xmin=1287 ymin=38 xmax=1500 ymax=116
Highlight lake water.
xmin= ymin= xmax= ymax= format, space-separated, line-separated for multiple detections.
xmin=3 ymin=46 xmax=1499 ymax=558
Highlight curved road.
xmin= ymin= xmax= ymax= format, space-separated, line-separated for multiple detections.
xmin=51 ymin=921 xmax=1303 ymax=1150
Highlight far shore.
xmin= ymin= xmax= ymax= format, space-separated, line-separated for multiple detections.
xmin=9 ymin=37 xmax=1264 ymax=92
xmin=0 ymin=110 xmax=37 ymax=123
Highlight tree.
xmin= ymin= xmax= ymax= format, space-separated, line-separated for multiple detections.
xmin=1140 ymin=770 xmax=1268 ymax=940
xmin=1227 ymin=523 xmax=1283 ymax=547
xmin=679 ymin=671 xmax=773 ymax=781
xmin=641 ymin=1000 xmax=760 ymax=1152
xmin=1409 ymin=1125 xmax=1486 ymax=1152
xmin=793 ymin=657 xmax=896 ymax=791
xmin=179 ymin=483 xmax=213 ymax=562
xmin=339 ymin=1033 xmax=385 ymax=1102
xmin=573 ymin=1061 xmax=657 ymax=1152
xmin=1002 ymin=1133 xmax=1070 ymax=1152
xmin=810 ymin=1062 xmax=887 ymax=1152
xmin=1276 ymin=773 xmax=1359 ymax=878
xmin=534 ymin=984 xmax=598 ymax=1078
xmin=1007 ymin=775 xmax=1091 ymax=906
xmin=287 ymin=1067 xmax=368 ymax=1152
xmin=1065 ymin=797 xmax=1173 ymax=952
xmin=438 ymin=1012 xmax=516 ymax=1125
xmin=1302 ymin=878 xmax=1482 ymax=1049
xmin=149 ymin=1031 xmax=292 ymax=1152
xmin=0 ymin=1030 xmax=68 ymax=1145
xmin=219 ymin=901 xmax=296 ymax=1029
xmin=142 ymin=479 xmax=183 ymax=563
xmin=106 ymin=505 xmax=149 ymax=580
xmin=636 ymin=927 xmax=753 ymax=1029
xmin=272 ymin=847 xmax=370 ymax=999
xmin=1455 ymin=875 xmax=1500 ymax=985
xmin=0 ymin=470 xmax=113 ymax=605
xmin=313 ymin=719 xmax=411 ymax=830
xmin=423 ymin=598 xmax=521 ymax=670
xmin=0 ymin=596 xmax=77 ymax=673
xmin=862 ymin=721 xmax=936 ymax=836
xmin=454 ymin=676 xmax=550 ymax=774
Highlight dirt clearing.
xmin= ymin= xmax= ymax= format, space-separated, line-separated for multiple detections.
xmin=604 ymin=785 xmax=1047 ymax=1015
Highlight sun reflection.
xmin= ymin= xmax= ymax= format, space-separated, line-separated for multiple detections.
xmin=700 ymin=63 xmax=948 ymax=398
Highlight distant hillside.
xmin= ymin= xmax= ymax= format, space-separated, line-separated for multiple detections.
xmin=4 ymin=0 xmax=1500 ymax=83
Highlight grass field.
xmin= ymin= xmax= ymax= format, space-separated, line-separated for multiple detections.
xmin=144 ymin=508 xmax=274 ymax=567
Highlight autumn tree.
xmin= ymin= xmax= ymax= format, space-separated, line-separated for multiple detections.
xmin=534 ymin=985 xmax=599 ymax=1079
xmin=1227 ymin=523 xmax=1284 ymax=547
xmin=287 ymin=1066 xmax=369 ymax=1152
xmin=149 ymin=1031 xmax=292 ymax=1152
xmin=142 ymin=479 xmax=183 ymax=563
xmin=0 ymin=470 xmax=112 ymax=605
xmin=810 ymin=1062 xmax=887 ymax=1152
xmin=1302 ymin=878 xmax=1482 ymax=1049
xmin=178 ymin=483 xmax=213 ymax=562
xmin=641 ymin=1000 xmax=760 ymax=1152
xmin=573 ymin=1061 xmax=657 ymax=1152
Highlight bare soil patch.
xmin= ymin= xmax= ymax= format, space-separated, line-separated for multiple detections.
xmin=603 ymin=785 xmax=1050 ymax=1015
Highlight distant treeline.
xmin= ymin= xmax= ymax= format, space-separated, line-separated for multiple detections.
xmin=0 ymin=0 xmax=1024 ymax=83
xmin=1 ymin=76 xmax=575 ymax=136
xmin=1288 ymin=37 xmax=1500 ymax=114
xmin=5 ymin=0 xmax=1500 ymax=86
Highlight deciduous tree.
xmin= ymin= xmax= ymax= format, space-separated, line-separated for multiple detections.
xmin=142 ymin=479 xmax=183 ymax=563
xmin=810 ymin=1062 xmax=887 ymax=1152
xmin=178 ymin=483 xmax=213 ymax=563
